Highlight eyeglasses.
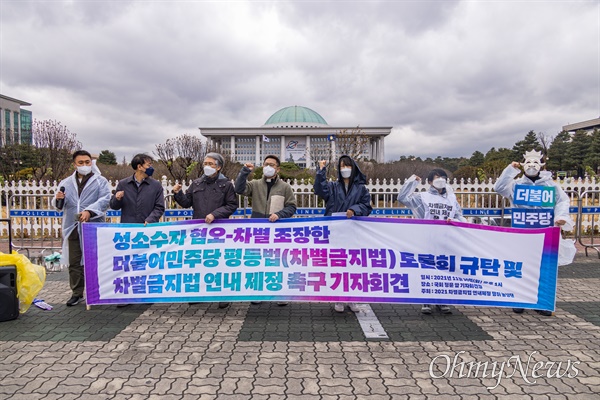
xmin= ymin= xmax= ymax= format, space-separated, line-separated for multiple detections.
xmin=263 ymin=163 xmax=278 ymax=168
xmin=203 ymin=162 xmax=217 ymax=167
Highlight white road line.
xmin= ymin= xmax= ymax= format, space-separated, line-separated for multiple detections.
xmin=353 ymin=304 xmax=389 ymax=339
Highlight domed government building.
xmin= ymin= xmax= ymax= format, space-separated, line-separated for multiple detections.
xmin=199 ymin=106 xmax=391 ymax=168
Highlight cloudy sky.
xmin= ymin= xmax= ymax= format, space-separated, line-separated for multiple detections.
xmin=1 ymin=0 xmax=598 ymax=162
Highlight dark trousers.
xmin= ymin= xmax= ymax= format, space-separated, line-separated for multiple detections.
xmin=68 ymin=229 xmax=84 ymax=297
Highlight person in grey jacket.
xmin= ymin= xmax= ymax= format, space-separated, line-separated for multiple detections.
xmin=172 ymin=152 xmax=238 ymax=309
xmin=234 ymin=155 xmax=297 ymax=221
xmin=110 ymin=154 xmax=165 ymax=224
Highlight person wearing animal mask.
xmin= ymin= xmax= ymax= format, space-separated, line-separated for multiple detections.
xmin=494 ymin=150 xmax=574 ymax=316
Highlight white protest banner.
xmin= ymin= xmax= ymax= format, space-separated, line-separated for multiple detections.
xmin=82 ymin=217 xmax=559 ymax=310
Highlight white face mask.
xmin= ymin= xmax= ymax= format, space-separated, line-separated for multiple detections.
xmin=203 ymin=166 xmax=217 ymax=177
xmin=523 ymin=160 xmax=542 ymax=177
xmin=340 ymin=168 xmax=352 ymax=178
xmin=522 ymin=150 xmax=545 ymax=177
xmin=432 ymin=177 xmax=446 ymax=190
xmin=76 ymin=165 xmax=92 ymax=176
xmin=263 ymin=166 xmax=276 ymax=178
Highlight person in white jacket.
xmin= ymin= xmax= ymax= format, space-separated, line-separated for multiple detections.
xmin=494 ymin=150 xmax=575 ymax=317
xmin=54 ymin=150 xmax=111 ymax=307
xmin=398 ymin=168 xmax=466 ymax=315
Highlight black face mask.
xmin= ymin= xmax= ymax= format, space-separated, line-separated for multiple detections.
xmin=144 ymin=166 xmax=155 ymax=177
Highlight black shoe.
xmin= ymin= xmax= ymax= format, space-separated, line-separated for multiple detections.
xmin=512 ymin=308 xmax=525 ymax=314
xmin=116 ymin=304 xmax=130 ymax=308
xmin=218 ymin=302 xmax=230 ymax=309
xmin=277 ymin=302 xmax=289 ymax=306
xmin=66 ymin=295 xmax=84 ymax=307
xmin=251 ymin=301 xmax=262 ymax=305
xmin=188 ymin=302 xmax=201 ymax=305
xmin=535 ymin=309 xmax=553 ymax=316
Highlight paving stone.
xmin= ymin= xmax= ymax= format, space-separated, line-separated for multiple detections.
xmin=1 ymin=257 xmax=599 ymax=399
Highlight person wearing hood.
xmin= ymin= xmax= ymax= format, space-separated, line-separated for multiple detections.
xmin=494 ymin=150 xmax=574 ymax=317
xmin=53 ymin=150 xmax=111 ymax=307
xmin=314 ymin=155 xmax=373 ymax=313
xmin=235 ymin=154 xmax=297 ymax=307
xmin=398 ymin=168 xmax=466 ymax=315
xmin=173 ymin=152 xmax=238 ymax=309
xmin=110 ymin=153 xmax=165 ymax=224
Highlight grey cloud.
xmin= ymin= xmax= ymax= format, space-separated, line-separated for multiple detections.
xmin=0 ymin=1 xmax=597 ymax=163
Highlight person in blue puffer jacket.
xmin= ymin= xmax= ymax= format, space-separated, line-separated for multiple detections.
xmin=314 ymin=155 xmax=373 ymax=313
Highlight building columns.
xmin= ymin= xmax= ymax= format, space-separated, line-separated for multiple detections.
xmin=255 ymin=136 xmax=261 ymax=165
xmin=305 ymin=135 xmax=311 ymax=168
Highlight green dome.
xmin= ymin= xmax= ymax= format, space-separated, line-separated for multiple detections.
xmin=263 ymin=106 xmax=328 ymax=127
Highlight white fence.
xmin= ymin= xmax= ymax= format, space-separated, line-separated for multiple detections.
xmin=1 ymin=176 xmax=599 ymax=258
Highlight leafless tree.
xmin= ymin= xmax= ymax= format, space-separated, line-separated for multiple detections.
xmin=306 ymin=127 xmax=371 ymax=179
xmin=214 ymin=148 xmax=243 ymax=181
xmin=32 ymin=120 xmax=81 ymax=180
xmin=307 ymin=141 xmax=336 ymax=179
xmin=370 ymin=159 xmax=447 ymax=183
xmin=335 ymin=126 xmax=371 ymax=162
xmin=154 ymin=134 xmax=207 ymax=182
xmin=537 ymin=131 xmax=554 ymax=157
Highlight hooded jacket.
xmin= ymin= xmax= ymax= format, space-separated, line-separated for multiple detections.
xmin=313 ymin=156 xmax=372 ymax=217
xmin=173 ymin=173 xmax=238 ymax=220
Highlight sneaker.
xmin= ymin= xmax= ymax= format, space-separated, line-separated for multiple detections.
xmin=348 ymin=303 xmax=361 ymax=312
xmin=438 ymin=305 xmax=452 ymax=314
xmin=218 ymin=302 xmax=230 ymax=309
xmin=276 ymin=302 xmax=288 ymax=306
xmin=512 ymin=308 xmax=525 ymax=314
xmin=421 ymin=304 xmax=432 ymax=314
xmin=535 ymin=309 xmax=553 ymax=317
xmin=66 ymin=295 xmax=83 ymax=307
xmin=334 ymin=303 xmax=345 ymax=312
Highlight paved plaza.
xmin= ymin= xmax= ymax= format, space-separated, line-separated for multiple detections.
xmin=1 ymin=247 xmax=599 ymax=399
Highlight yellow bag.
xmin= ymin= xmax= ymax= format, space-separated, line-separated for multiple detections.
xmin=0 ymin=252 xmax=46 ymax=313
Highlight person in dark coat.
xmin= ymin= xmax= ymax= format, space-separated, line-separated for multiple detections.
xmin=110 ymin=153 xmax=165 ymax=225
xmin=172 ymin=152 xmax=238 ymax=223
xmin=314 ymin=155 xmax=372 ymax=313
xmin=314 ymin=155 xmax=372 ymax=217
xmin=172 ymin=152 xmax=238 ymax=309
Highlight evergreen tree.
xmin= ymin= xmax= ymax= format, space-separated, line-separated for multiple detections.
xmin=485 ymin=147 xmax=513 ymax=164
xmin=546 ymin=131 xmax=571 ymax=172
xmin=469 ymin=151 xmax=485 ymax=167
xmin=98 ymin=149 xmax=117 ymax=165
xmin=512 ymin=130 xmax=542 ymax=160
xmin=566 ymin=130 xmax=592 ymax=178
xmin=584 ymin=128 xmax=600 ymax=175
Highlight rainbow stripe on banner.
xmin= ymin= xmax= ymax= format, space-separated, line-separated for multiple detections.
xmin=82 ymin=217 xmax=560 ymax=311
